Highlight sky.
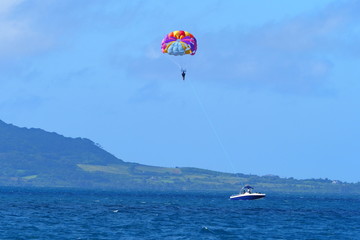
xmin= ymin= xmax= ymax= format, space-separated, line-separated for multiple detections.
xmin=1 ymin=0 xmax=360 ymax=182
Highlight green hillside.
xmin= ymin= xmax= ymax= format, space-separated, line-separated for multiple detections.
xmin=0 ymin=120 xmax=359 ymax=194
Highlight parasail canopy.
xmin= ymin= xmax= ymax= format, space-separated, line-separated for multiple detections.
xmin=161 ymin=30 xmax=197 ymax=56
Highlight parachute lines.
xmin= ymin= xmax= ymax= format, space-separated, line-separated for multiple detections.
xmin=187 ymin=78 xmax=236 ymax=174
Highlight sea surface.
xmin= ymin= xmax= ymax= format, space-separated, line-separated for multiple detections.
xmin=0 ymin=187 xmax=359 ymax=240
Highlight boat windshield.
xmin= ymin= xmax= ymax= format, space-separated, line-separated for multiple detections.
xmin=242 ymin=186 xmax=253 ymax=194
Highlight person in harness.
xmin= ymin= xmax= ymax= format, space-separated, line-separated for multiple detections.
xmin=181 ymin=69 xmax=186 ymax=80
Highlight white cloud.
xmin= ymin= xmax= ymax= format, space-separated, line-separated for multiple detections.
xmin=0 ymin=0 xmax=23 ymax=14
xmin=0 ymin=0 xmax=53 ymax=60
xmin=0 ymin=0 xmax=27 ymax=54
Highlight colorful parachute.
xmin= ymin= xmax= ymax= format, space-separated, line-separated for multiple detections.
xmin=161 ymin=30 xmax=197 ymax=56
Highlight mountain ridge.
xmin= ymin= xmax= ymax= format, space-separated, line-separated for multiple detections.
xmin=0 ymin=120 xmax=359 ymax=193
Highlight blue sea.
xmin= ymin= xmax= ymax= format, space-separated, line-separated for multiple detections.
xmin=0 ymin=188 xmax=359 ymax=240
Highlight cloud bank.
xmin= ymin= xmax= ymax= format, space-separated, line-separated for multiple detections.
xmin=120 ymin=0 xmax=360 ymax=94
xmin=0 ymin=0 xmax=45 ymax=60
xmin=2 ymin=0 xmax=360 ymax=95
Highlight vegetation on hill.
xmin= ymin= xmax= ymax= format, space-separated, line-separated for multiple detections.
xmin=0 ymin=120 xmax=359 ymax=194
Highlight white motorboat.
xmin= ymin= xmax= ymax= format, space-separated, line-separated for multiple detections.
xmin=230 ymin=185 xmax=266 ymax=200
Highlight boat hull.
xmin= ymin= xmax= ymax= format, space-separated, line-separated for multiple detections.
xmin=230 ymin=193 xmax=266 ymax=200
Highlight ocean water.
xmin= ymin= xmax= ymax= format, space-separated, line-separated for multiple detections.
xmin=0 ymin=188 xmax=359 ymax=240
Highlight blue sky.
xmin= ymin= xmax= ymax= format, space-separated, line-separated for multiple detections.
xmin=1 ymin=0 xmax=360 ymax=182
